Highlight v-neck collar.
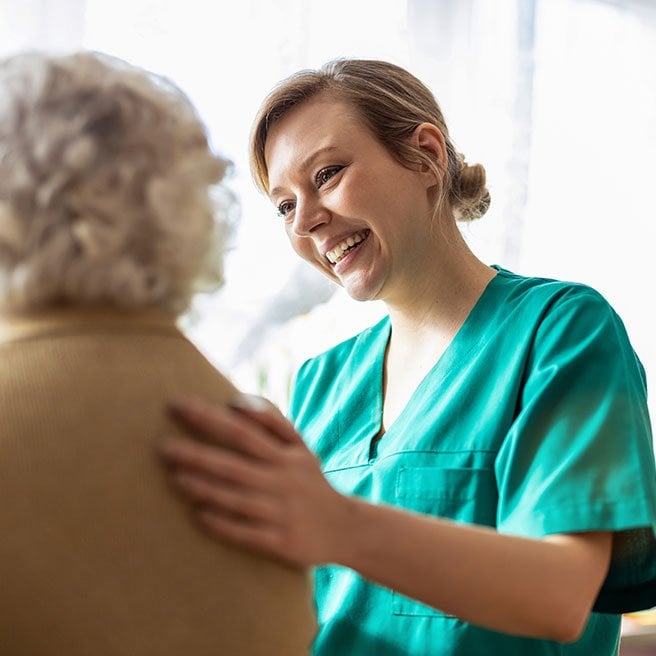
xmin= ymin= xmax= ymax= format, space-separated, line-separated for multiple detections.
xmin=366 ymin=267 xmax=505 ymax=458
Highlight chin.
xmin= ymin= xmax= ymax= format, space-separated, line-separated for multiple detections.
xmin=343 ymin=284 xmax=381 ymax=303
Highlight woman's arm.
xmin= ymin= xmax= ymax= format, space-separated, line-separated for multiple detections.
xmin=337 ymin=498 xmax=610 ymax=642
xmin=159 ymin=396 xmax=611 ymax=643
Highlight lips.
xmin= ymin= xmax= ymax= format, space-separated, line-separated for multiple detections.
xmin=325 ymin=230 xmax=369 ymax=264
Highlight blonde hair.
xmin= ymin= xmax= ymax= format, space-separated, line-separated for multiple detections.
xmin=250 ymin=58 xmax=490 ymax=222
xmin=0 ymin=50 xmax=237 ymax=314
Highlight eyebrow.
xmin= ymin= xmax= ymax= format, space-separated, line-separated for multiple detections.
xmin=268 ymin=145 xmax=340 ymax=198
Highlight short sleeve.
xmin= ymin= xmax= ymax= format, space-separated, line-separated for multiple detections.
xmin=494 ymin=288 xmax=656 ymax=613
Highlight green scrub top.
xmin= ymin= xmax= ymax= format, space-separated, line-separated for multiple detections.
xmin=288 ymin=267 xmax=656 ymax=656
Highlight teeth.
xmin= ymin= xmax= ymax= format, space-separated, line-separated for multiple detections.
xmin=326 ymin=231 xmax=367 ymax=264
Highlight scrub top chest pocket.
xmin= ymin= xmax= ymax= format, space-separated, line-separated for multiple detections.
xmin=392 ymin=464 xmax=498 ymax=618
xmin=395 ymin=465 xmax=498 ymax=525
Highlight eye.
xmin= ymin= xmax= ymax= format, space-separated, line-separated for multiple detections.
xmin=315 ymin=165 xmax=343 ymax=188
xmin=276 ymin=200 xmax=295 ymax=219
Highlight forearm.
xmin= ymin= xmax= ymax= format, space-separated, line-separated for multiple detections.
xmin=160 ymin=398 xmax=611 ymax=641
xmin=334 ymin=495 xmax=611 ymax=642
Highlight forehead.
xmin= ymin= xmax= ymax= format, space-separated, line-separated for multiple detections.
xmin=269 ymin=95 xmax=364 ymax=144
xmin=264 ymin=96 xmax=370 ymax=186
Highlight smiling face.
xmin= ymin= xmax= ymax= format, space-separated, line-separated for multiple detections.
xmin=264 ymin=95 xmax=439 ymax=304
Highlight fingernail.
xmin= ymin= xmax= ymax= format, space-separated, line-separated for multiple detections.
xmin=228 ymin=393 xmax=271 ymax=412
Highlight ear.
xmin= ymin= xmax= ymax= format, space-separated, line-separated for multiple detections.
xmin=411 ymin=122 xmax=448 ymax=183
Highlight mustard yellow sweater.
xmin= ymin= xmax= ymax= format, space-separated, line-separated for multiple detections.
xmin=0 ymin=306 xmax=315 ymax=655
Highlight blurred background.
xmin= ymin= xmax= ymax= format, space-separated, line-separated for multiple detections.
xmin=1 ymin=0 xmax=654 ymax=420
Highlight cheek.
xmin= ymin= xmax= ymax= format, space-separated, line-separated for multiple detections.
xmin=346 ymin=168 xmax=401 ymax=219
xmin=335 ymin=178 xmax=365 ymax=211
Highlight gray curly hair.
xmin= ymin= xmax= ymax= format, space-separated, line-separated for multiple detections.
xmin=0 ymin=50 xmax=237 ymax=314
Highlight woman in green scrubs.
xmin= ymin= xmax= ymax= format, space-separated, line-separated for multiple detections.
xmin=160 ymin=59 xmax=656 ymax=655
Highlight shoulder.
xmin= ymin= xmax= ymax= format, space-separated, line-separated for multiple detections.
xmin=493 ymin=266 xmax=623 ymax=329
xmin=294 ymin=314 xmax=389 ymax=385
xmin=288 ymin=315 xmax=389 ymax=425
xmin=488 ymin=267 xmax=644 ymax=380
xmin=494 ymin=266 xmax=607 ymax=304
xmin=493 ymin=268 xmax=646 ymax=389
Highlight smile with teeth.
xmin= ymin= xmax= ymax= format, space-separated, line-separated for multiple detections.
xmin=326 ymin=230 xmax=369 ymax=264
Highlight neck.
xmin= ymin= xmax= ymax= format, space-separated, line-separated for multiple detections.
xmin=384 ymin=229 xmax=496 ymax=345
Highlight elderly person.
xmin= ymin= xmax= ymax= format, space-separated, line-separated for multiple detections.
xmin=0 ymin=50 xmax=316 ymax=655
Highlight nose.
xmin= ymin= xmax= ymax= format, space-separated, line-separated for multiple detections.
xmin=292 ymin=196 xmax=330 ymax=236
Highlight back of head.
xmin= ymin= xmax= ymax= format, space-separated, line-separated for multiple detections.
xmin=250 ymin=57 xmax=490 ymax=222
xmin=0 ymin=50 xmax=235 ymax=315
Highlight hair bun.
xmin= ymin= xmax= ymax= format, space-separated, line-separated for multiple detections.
xmin=452 ymin=159 xmax=491 ymax=222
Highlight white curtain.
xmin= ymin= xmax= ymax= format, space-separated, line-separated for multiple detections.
xmin=0 ymin=0 xmax=87 ymax=53
xmin=1 ymin=0 xmax=654 ymax=419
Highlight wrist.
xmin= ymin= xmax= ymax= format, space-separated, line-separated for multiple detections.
xmin=328 ymin=493 xmax=374 ymax=569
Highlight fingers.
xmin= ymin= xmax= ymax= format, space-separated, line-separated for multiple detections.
xmin=228 ymin=394 xmax=305 ymax=445
xmin=173 ymin=471 xmax=280 ymax=524
xmin=197 ymin=510 xmax=286 ymax=560
xmin=159 ymin=396 xmax=319 ymax=567
xmin=160 ymin=436 xmax=273 ymax=489
xmin=166 ymin=397 xmax=287 ymax=462
xmin=161 ymin=437 xmax=285 ymax=545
